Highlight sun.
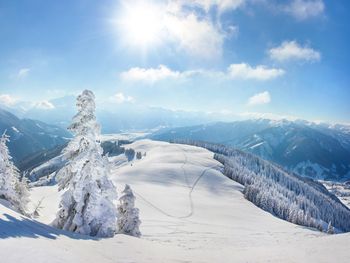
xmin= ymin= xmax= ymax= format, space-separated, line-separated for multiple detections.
xmin=116 ymin=1 xmax=164 ymax=48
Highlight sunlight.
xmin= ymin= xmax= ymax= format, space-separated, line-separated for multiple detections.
xmin=117 ymin=1 xmax=164 ymax=48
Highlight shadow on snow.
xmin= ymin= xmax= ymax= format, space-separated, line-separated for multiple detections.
xmin=0 ymin=214 xmax=97 ymax=240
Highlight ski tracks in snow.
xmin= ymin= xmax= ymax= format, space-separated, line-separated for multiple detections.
xmin=134 ymin=144 xmax=220 ymax=220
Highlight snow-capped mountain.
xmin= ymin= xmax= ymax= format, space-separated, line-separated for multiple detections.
xmin=19 ymin=96 xmax=216 ymax=133
xmin=151 ymin=119 xmax=350 ymax=181
xmin=0 ymin=108 xmax=71 ymax=164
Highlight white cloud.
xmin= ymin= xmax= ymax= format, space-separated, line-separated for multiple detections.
xmin=0 ymin=94 xmax=18 ymax=106
xmin=165 ymin=1 xmax=244 ymax=57
xmin=115 ymin=0 xmax=232 ymax=59
xmin=284 ymin=0 xmax=325 ymax=20
xmin=120 ymin=65 xmax=182 ymax=82
xmin=164 ymin=13 xmax=224 ymax=59
xmin=34 ymin=100 xmax=55 ymax=110
xmin=121 ymin=63 xmax=284 ymax=82
xmin=228 ymin=63 xmax=285 ymax=80
xmin=247 ymin=91 xmax=271 ymax=106
xmin=268 ymin=41 xmax=321 ymax=62
xmin=190 ymin=0 xmax=246 ymax=13
xmin=113 ymin=93 xmax=135 ymax=103
xmin=17 ymin=68 xmax=30 ymax=79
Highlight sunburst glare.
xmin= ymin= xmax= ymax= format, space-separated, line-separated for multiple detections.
xmin=115 ymin=1 xmax=165 ymax=48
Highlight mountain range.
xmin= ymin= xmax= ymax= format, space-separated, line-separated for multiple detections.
xmin=6 ymin=96 xmax=219 ymax=133
xmin=0 ymin=108 xmax=71 ymax=164
xmin=2 ymin=103 xmax=350 ymax=182
xmin=151 ymin=119 xmax=350 ymax=181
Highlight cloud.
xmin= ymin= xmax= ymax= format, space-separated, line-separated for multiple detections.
xmin=113 ymin=93 xmax=135 ymax=103
xmin=164 ymin=13 xmax=224 ymax=59
xmin=120 ymin=65 xmax=182 ymax=82
xmin=284 ymin=0 xmax=325 ymax=20
xmin=247 ymin=91 xmax=271 ymax=106
xmin=17 ymin=68 xmax=30 ymax=79
xmin=121 ymin=63 xmax=284 ymax=82
xmin=228 ymin=63 xmax=285 ymax=80
xmin=115 ymin=0 xmax=237 ymax=59
xmin=268 ymin=41 xmax=321 ymax=62
xmin=189 ymin=0 xmax=246 ymax=13
xmin=0 ymin=94 xmax=18 ymax=106
xmin=34 ymin=100 xmax=55 ymax=110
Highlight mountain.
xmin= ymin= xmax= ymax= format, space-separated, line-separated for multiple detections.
xmin=1 ymin=139 xmax=350 ymax=262
xmin=0 ymin=108 xmax=71 ymax=164
xmin=20 ymin=96 xmax=217 ymax=133
xmin=21 ymin=96 xmax=76 ymax=129
xmin=151 ymin=119 xmax=350 ymax=181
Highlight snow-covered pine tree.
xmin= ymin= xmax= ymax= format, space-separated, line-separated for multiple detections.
xmin=53 ymin=90 xmax=118 ymax=237
xmin=117 ymin=184 xmax=141 ymax=237
xmin=0 ymin=131 xmax=30 ymax=215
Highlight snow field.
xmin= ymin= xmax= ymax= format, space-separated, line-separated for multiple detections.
xmin=1 ymin=139 xmax=350 ymax=262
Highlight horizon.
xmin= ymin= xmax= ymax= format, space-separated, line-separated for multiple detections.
xmin=1 ymin=0 xmax=349 ymax=124
xmin=1 ymin=93 xmax=349 ymax=127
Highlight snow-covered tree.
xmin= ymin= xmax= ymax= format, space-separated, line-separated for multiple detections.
xmin=117 ymin=184 xmax=141 ymax=237
xmin=53 ymin=90 xmax=118 ymax=237
xmin=0 ymin=131 xmax=30 ymax=215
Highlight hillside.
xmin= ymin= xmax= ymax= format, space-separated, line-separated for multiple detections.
xmin=0 ymin=108 xmax=71 ymax=164
xmin=1 ymin=140 xmax=350 ymax=262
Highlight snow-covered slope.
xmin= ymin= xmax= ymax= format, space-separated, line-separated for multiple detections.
xmin=1 ymin=140 xmax=350 ymax=262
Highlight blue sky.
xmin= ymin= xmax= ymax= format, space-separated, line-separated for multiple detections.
xmin=0 ymin=0 xmax=349 ymax=123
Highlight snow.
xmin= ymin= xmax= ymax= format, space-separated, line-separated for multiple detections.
xmin=249 ymin=141 xmax=265 ymax=149
xmin=99 ymin=132 xmax=149 ymax=142
xmin=29 ymin=154 xmax=66 ymax=182
xmin=1 ymin=139 xmax=350 ymax=262
xmin=11 ymin=126 xmax=19 ymax=133
xmin=53 ymin=90 xmax=118 ymax=237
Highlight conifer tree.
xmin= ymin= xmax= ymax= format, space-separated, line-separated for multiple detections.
xmin=0 ymin=131 xmax=30 ymax=215
xmin=117 ymin=184 xmax=141 ymax=237
xmin=53 ymin=90 xmax=118 ymax=237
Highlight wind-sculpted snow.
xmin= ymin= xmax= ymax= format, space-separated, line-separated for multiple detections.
xmin=174 ymin=140 xmax=350 ymax=233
